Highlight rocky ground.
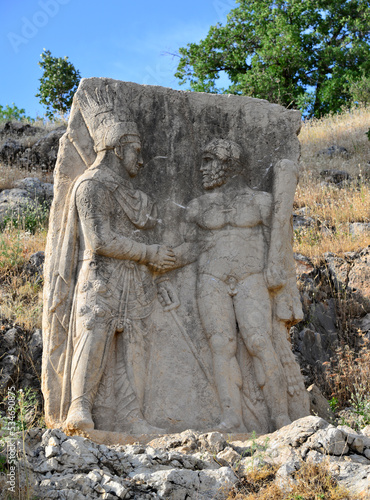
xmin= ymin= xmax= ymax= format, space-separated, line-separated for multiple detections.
xmin=0 ymin=119 xmax=370 ymax=498
xmin=3 ymin=416 xmax=370 ymax=499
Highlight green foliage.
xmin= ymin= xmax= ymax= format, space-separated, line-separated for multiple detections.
xmin=329 ymin=396 xmax=339 ymax=413
xmin=349 ymin=73 xmax=370 ymax=106
xmin=0 ymin=232 xmax=24 ymax=269
xmin=343 ymin=387 xmax=370 ymax=430
xmin=0 ymin=104 xmax=33 ymax=123
xmin=36 ymin=49 xmax=81 ymax=119
xmin=1 ymin=388 xmax=42 ymax=435
xmin=175 ymin=0 xmax=370 ymax=117
xmin=2 ymin=202 xmax=50 ymax=235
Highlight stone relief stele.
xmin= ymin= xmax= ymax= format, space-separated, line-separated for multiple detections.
xmin=42 ymin=78 xmax=310 ymax=438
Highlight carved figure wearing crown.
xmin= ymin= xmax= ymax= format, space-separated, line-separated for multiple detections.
xmin=48 ymin=87 xmax=175 ymax=433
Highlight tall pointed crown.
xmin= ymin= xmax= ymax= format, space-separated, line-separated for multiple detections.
xmin=76 ymin=83 xmax=140 ymax=152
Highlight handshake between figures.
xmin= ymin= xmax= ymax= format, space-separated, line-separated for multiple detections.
xmin=146 ymin=244 xmax=177 ymax=273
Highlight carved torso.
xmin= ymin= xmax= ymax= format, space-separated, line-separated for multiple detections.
xmin=74 ymin=165 xmax=158 ymax=322
xmin=187 ymin=187 xmax=273 ymax=281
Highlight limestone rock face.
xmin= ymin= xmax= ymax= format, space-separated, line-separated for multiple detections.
xmin=16 ymin=417 xmax=370 ymax=499
xmin=42 ymin=78 xmax=309 ymax=437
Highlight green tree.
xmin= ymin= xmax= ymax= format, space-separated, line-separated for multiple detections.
xmin=36 ymin=49 xmax=81 ymax=119
xmin=0 ymin=103 xmax=33 ymax=122
xmin=349 ymin=73 xmax=370 ymax=106
xmin=175 ymin=0 xmax=370 ymax=117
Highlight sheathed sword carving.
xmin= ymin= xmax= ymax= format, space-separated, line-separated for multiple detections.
xmin=156 ymin=277 xmax=213 ymax=385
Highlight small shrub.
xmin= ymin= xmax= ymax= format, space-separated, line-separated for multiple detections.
xmin=0 ymin=104 xmax=33 ymax=123
xmin=227 ymin=460 xmax=351 ymax=499
xmin=2 ymin=201 xmax=50 ymax=234
xmin=323 ymin=340 xmax=370 ymax=429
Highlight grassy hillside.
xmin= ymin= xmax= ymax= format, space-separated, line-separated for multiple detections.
xmin=295 ymin=106 xmax=370 ymax=258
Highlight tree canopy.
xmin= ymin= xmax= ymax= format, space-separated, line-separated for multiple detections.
xmin=36 ymin=49 xmax=81 ymax=119
xmin=175 ymin=0 xmax=370 ymax=117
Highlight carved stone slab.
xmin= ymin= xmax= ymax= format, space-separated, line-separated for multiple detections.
xmin=42 ymin=78 xmax=309 ymax=437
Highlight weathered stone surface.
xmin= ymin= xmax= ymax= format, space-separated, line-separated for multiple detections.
xmin=0 ymin=120 xmax=40 ymax=137
xmin=42 ymin=78 xmax=309 ymax=437
xmin=347 ymin=246 xmax=370 ymax=310
xmin=16 ymin=417 xmax=370 ymax=499
xmin=307 ymin=384 xmax=334 ymax=422
xmin=0 ymin=122 xmax=65 ymax=171
xmin=14 ymin=177 xmax=53 ymax=203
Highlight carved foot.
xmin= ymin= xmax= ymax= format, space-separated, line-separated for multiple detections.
xmin=65 ymin=403 xmax=94 ymax=432
xmin=280 ymin=344 xmax=305 ymax=396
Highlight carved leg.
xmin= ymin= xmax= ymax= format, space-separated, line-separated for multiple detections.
xmin=65 ymin=314 xmax=116 ymax=432
xmin=235 ymin=274 xmax=291 ymax=430
xmin=197 ymin=274 xmax=244 ymax=431
xmin=273 ymin=317 xmax=310 ymax=420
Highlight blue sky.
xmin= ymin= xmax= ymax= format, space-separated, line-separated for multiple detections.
xmin=1 ymin=0 xmax=235 ymax=118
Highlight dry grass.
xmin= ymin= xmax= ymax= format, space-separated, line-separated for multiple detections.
xmin=295 ymin=105 xmax=370 ymax=260
xmin=299 ymin=105 xmax=370 ymax=177
xmin=323 ymin=338 xmax=370 ymax=413
xmin=293 ymin=174 xmax=370 ymax=260
xmin=0 ymin=228 xmax=46 ymax=330
xmin=0 ymin=164 xmax=53 ymax=191
xmin=228 ymin=460 xmax=353 ymax=499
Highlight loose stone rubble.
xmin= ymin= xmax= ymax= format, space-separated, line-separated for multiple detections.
xmin=4 ymin=416 xmax=368 ymax=499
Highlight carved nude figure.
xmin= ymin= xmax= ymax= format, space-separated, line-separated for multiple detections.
xmin=50 ymin=90 xmax=175 ymax=433
xmin=169 ymin=139 xmax=302 ymax=431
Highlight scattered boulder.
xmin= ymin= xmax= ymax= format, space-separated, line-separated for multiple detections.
xmin=14 ymin=177 xmax=53 ymax=203
xmin=0 ymin=188 xmax=40 ymax=226
xmin=0 ymin=179 xmax=52 ymax=228
xmin=294 ymin=253 xmax=315 ymax=275
xmin=0 ymin=323 xmax=42 ymax=395
xmin=25 ymin=127 xmax=66 ymax=171
xmin=24 ymin=251 xmax=45 ymax=283
xmin=349 ymin=222 xmax=370 ymax=237
xmin=0 ymin=139 xmax=23 ymax=165
xmin=307 ymin=384 xmax=334 ymax=422
xmin=318 ymin=146 xmax=350 ymax=159
xmin=320 ymin=168 xmax=352 ymax=185
xmin=293 ymin=213 xmax=314 ymax=231
xmin=347 ymin=246 xmax=370 ymax=311
xmin=0 ymin=124 xmax=66 ymax=171
xmin=0 ymin=121 xmax=40 ymax=137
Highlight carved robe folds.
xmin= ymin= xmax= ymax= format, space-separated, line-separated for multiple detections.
xmin=52 ymin=166 xmax=158 ymax=431
xmin=42 ymin=78 xmax=310 ymax=437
